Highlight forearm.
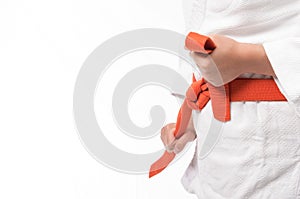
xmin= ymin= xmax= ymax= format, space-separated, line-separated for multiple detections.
xmin=191 ymin=34 xmax=276 ymax=86
xmin=237 ymin=43 xmax=276 ymax=77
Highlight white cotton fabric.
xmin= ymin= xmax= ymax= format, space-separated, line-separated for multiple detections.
xmin=180 ymin=0 xmax=300 ymax=198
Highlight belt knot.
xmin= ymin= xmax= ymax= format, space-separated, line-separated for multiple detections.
xmin=186 ymin=75 xmax=210 ymax=110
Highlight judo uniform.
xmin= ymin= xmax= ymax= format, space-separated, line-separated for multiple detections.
xmin=180 ymin=0 xmax=300 ymax=198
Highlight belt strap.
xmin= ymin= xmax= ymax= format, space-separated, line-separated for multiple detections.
xmin=149 ymin=32 xmax=287 ymax=178
xmin=230 ymin=78 xmax=286 ymax=101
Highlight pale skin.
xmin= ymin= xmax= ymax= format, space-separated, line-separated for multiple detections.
xmin=161 ymin=34 xmax=276 ymax=154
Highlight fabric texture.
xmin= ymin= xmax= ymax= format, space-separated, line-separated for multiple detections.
xmin=180 ymin=0 xmax=300 ymax=198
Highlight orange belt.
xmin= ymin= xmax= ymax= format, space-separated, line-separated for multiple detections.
xmin=148 ymin=32 xmax=287 ymax=178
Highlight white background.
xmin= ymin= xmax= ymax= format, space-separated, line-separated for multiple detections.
xmin=0 ymin=0 xmax=197 ymax=198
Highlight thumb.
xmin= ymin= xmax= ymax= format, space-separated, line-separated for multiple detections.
xmin=174 ymin=130 xmax=196 ymax=154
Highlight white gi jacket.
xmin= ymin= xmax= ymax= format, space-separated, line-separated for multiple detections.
xmin=180 ymin=0 xmax=300 ymax=198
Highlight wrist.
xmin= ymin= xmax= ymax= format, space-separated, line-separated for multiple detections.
xmin=230 ymin=41 xmax=249 ymax=76
xmin=235 ymin=42 xmax=275 ymax=76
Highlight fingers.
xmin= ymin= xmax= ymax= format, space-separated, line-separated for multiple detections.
xmin=173 ymin=130 xmax=196 ymax=154
xmin=189 ymin=51 xmax=224 ymax=87
xmin=160 ymin=123 xmax=197 ymax=154
xmin=166 ymin=140 xmax=176 ymax=153
xmin=160 ymin=123 xmax=176 ymax=151
xmin=190 ymin=51 xmax=213 ymax=71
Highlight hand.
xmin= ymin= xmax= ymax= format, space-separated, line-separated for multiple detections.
xmin=190 ymin=34 xmax=275 ymax=86
xmin=160 ymin=119 xmax=196 ymax=154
